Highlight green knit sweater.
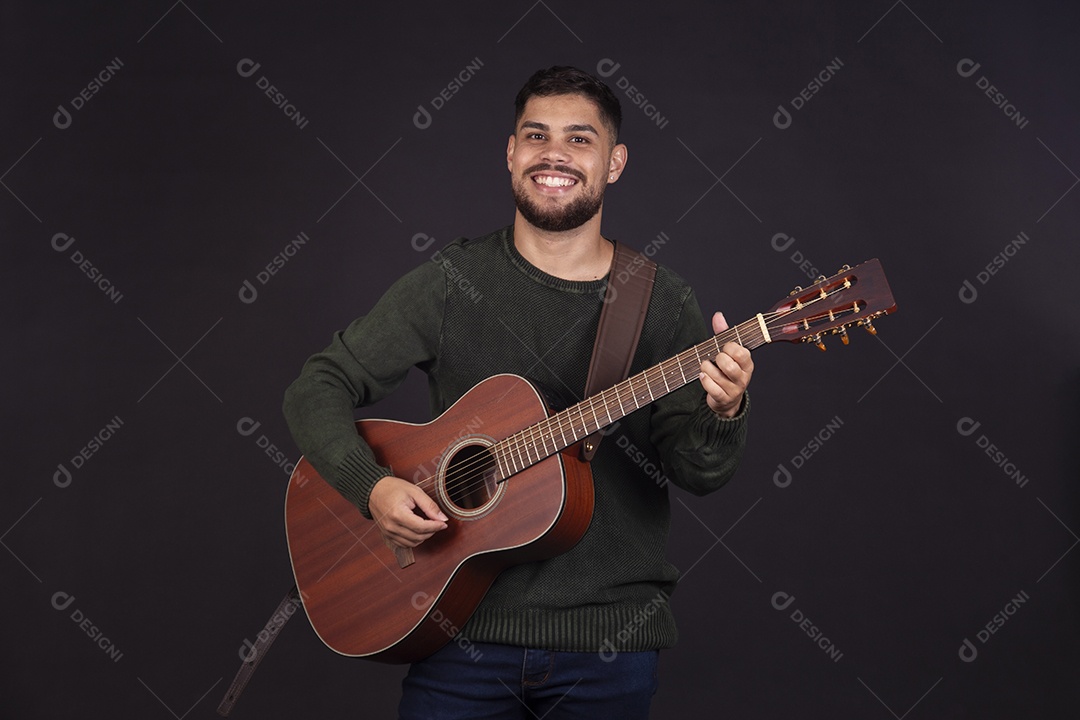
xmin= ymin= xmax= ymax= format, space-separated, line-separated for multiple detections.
xmin=282 ymin=226 xmax=748 ymax=653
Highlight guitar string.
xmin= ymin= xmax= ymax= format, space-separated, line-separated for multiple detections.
xmin=420 ymin=288 xmax=867 ymax=502
xmin=413 ymin=284 xmax=868 ymax=501
xmin=425 ymin=295 xmax=865 ymax=503
xmin=410 ymin=320 xmax=756 ymax=498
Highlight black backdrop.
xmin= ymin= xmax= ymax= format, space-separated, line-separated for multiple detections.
xmin=3 ymin=1 xmax=1078 ymax=717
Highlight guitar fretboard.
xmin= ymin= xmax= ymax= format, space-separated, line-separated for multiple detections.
xmin=492 ymin=315 xmax=771 ymax=480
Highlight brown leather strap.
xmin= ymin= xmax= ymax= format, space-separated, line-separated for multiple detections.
xmin=580 ymin=242 xmax=656 ymax=462
xmin=217 ymin=585 xmax=303 ymax=716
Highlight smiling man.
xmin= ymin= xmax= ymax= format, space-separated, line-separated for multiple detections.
xmin=283 ymin=66 xmax=753 ymax=718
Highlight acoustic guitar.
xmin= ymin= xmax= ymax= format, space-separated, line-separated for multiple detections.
xmin=284 ymin=259 xmax=896 ymax=662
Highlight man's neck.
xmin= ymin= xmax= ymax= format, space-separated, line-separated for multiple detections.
xmin=512 ymin=213 xmax=614 ymax=281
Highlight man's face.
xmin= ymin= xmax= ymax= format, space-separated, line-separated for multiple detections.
xmin=507 ymin=93 xmax=627 ymax=233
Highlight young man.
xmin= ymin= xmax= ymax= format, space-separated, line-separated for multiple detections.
xmin=283 ymin=66 xmax=753 ymax=718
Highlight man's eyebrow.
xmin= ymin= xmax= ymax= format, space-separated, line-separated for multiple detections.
xmin=563 ymin=123 xmax=599 ymax=135
xmin=519 ymin=121 xmax=599 ymax=135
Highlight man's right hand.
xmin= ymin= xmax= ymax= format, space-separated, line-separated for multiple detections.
xmin=368 ymin=476 xmax=448 ymax=548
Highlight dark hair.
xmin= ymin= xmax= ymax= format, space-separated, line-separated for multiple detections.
xmin=514 ymin=66 xmax=622 ymax=143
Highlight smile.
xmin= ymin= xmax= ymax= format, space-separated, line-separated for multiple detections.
xmin=532 ymin=174 xmax=578 ymax=188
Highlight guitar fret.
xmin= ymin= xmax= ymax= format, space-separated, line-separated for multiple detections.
xmin=638 ymin=375 xmax=654 ymax=405
xmin=512 ymin=432 xmax=524 ymax=472
xmin=495 ymin=448 xmax=508 ymax=481
xmin=534 ymin=424 xmax=545 ymax=460
xmin=540 ymin=421 xmax=555 ymax=456
xmin=532 ymin=423 xmax=543 ymax=459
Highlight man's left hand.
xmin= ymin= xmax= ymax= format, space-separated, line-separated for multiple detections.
xmin=699 ymin=311 xmax=754 ymax=418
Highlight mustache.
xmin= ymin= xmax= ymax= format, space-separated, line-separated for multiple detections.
xmin=524 ymin=164 xmax=586 ymax=183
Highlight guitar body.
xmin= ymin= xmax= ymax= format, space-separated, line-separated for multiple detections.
xmin=284 ymin=374 xmax=595 ymax=663
xmin=284 ymin=259 xmax=897 ymax=665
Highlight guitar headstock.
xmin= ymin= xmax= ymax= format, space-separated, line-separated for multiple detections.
xmin=765 ymin=259 xmax=897 ymax=349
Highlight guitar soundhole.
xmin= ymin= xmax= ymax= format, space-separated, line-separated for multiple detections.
xmin=441 ymin=442 xmax=501 ymax=517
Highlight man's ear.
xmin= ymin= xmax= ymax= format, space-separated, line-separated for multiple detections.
xmin=607 ymin=143 xmax=628 ymax=183
xmin=506 ymin=135 xmax=516 ymax=173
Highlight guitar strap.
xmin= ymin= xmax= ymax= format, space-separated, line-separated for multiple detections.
xmin=580 ymin=241 xmax=657 ymax=461
xmin=217 ymin=585 xmax=302 ymax=716
xmin=216 ymin=241 xmax=656 ymax=716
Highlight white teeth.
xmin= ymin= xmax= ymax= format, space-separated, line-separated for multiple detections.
xmin=534 ymin=175 xmax=576 ymax=187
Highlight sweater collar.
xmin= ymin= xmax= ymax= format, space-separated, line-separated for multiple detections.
xmin=499 ymin=225 xmax=612 ymax=296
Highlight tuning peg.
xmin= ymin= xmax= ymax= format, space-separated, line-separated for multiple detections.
xmin=788 ymin=285 xmax=803 ymax=297
xmin=839 ymin=327 xmax=850 ymax=345
xmin=863 ymin=320 xmax=877 ymax=335
xmin=812 ymin=334 xmax=826 ymax=351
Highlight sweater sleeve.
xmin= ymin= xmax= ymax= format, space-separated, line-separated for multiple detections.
xmin=282 ymin=259 xmax=446 ymax=517
xmin=648 ymin=287 xmax=749 ymax=496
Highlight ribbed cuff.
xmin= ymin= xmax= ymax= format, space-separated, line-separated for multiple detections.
xmin=692 ymin=391 xmax=749 ymax=446
xmin=333 ymin=446 xmax=392 ymax=519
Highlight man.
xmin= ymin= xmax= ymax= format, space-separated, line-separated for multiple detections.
xmin=283 ymin=66 xmax=753 ymax=718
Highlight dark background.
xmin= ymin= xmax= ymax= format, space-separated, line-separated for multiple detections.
xmin=3 ymin=1 xmax=1078 ymax=717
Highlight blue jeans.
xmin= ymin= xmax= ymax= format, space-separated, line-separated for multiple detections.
xmin=398 ymin=641 xmax=659 ymax=719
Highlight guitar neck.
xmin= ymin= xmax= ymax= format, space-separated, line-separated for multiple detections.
xmin=493 ymin=314 xmax=771 ymax=480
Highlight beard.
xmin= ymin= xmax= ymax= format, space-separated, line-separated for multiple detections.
xmin=512 ymin=164 xmax=606 ymax=233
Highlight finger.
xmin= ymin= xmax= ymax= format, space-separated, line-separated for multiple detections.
xmin=705 ymin=352 xmax=743 ymax=387
xmin=387 ymin=505 xmax=447 ymax=545
xmin=699 ymin=368 xmax=737 ymax=415
xmin=383 ymin=510 xmax=446 ymax=546
xmin=703 ymin=365 xmax=739 ymax=398
xmin=711 ymin=311 xmax=729 ymax=334
xmin=719 ymin=342 xmax=753 ymax=374
xmin=407 ymin=485 xmax=449 ymax=523
xmin=386 ymin=524 xmax=439 ymax=548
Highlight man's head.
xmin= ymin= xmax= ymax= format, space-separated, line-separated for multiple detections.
xmin=514 ymin=66 xmax=622 ymax=146
xmin=508 ymin=67 xmax=627 ymax=234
